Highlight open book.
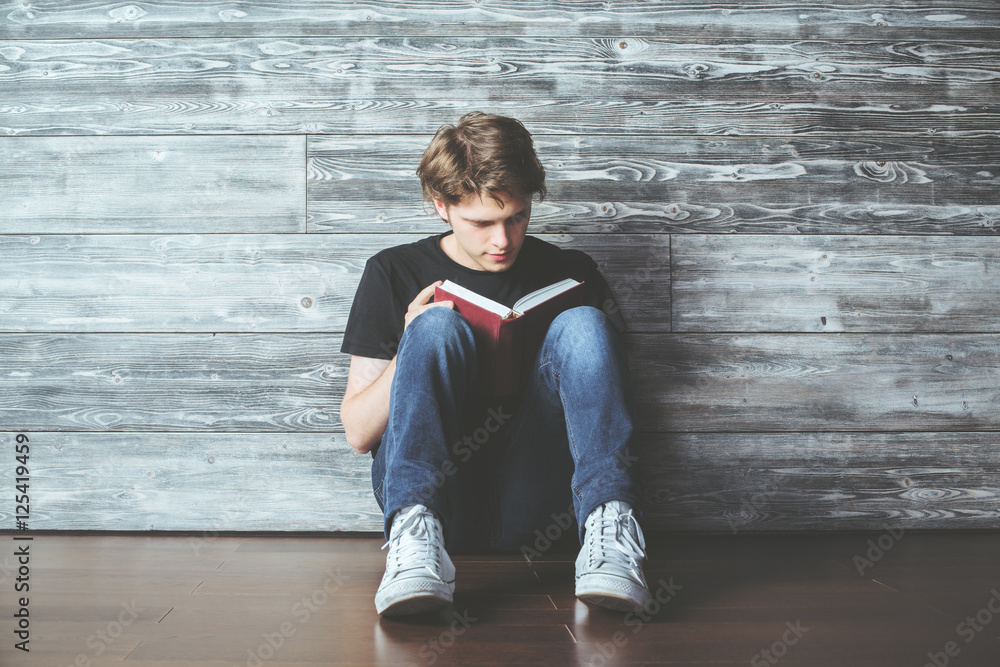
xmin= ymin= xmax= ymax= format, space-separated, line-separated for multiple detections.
xmin=434 ymin=278 xmax=584 ymax=395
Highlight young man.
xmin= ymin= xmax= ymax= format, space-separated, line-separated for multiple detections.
xmin=339 ymin=113 xmax=651 ymax=616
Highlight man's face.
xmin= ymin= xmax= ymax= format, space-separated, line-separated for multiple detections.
xmin=435 ymin=191 xmax=531 ymax=273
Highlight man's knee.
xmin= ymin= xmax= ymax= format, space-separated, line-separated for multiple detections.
xmin=547 ymin=307 xmax=614 ymax=348
xmin=540 ymin=306 xmax=629 ymax=384
xmin=401 ymin=306 xmax=477 ymax=356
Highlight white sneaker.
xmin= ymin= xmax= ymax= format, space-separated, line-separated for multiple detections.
xmin=375 ymin=504 xmax=456 ymax=616
xmin=575 ymin=501 xmax=652 ymax=612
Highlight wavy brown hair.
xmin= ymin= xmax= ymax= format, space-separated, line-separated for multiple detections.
xmin=416 ymin=112 xmax=546 ymax=209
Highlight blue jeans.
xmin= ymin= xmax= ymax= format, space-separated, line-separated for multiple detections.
xmin=371 ymin=306 xmax=641 ymax=554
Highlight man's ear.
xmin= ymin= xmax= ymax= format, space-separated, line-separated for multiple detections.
xmin=433 ymin=199 xmax=450 ymax=224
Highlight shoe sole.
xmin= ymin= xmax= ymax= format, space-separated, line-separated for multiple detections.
xmin=376 ymin=579 xmax=454 ymax=616
xmin=378 ymin=592 xmax=452 ymax=616
xmin=576 ymin=577 xmax=651 ymax=613
xmin=577 ymin=592 xmax=644 ymax=613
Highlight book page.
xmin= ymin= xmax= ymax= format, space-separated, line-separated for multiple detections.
xmin=512 ymin=279 xmax=581 ymax=314
xmin=438 ymin=280 xmax=512 ymax=318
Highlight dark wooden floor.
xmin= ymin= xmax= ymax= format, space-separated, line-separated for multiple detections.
xmin=1 ymin=532 xmax=998 ymax=666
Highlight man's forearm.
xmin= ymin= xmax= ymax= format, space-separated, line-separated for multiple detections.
xmin=341 ymin=357 xmax=396 ymax=454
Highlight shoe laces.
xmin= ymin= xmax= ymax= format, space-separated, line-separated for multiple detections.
xmin=586 ymin=503 xmax=647 ymax=584
xmin=381 ymin=505 xmax=445 ymax=582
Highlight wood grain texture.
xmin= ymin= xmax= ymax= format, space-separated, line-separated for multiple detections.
xmin=672 ymin=235 xmax=1000 ymax=332
xmin=308 ymin=136 xmax=1000 ymax=235
xmin=309 ymin=199 xmax=1000 ymax=236
xmin=0 ymin=333 xmax=346 ymax=431
xmin=2 ymin=37 xmax=995 ymax=97
xmin=638 ymin=432 xmax=1000 ymax=531
xmin=2 ymin=0 xmax=999 ymax=536
xmin=4 ymin=98 xmax=997 ymax=139
xmin=2 ymin=333 xmax=999 ymax=433
xmin=2 ymin=534 xmax=1000 ymax=667
xmin=0 ymin=432 xmax=380 ymax=531
xmin=0 ymin=135 xmax=306 ymax=233
xmin=3 ymin=430 xmax=997 ymax=531
xmin=2 ymin=1 xmax=998 ymax=40
xmin=630 ymin=333 xmax=1000 ymax=432
xmin=0 ymin=233 xmax=669 ymax=332
xmin=2 ymin=37 xmax=998 ymax=137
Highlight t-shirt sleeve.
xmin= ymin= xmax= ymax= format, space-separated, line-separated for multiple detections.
xmin=340 ymin=257 xmax=405 ymax=360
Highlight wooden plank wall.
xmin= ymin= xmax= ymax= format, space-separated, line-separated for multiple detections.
xmin=1 ymin=1 xmax=998 ymax=533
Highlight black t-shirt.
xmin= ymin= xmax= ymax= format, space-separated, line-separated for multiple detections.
xmin=341 ymin=232 xmax=625 ymax=361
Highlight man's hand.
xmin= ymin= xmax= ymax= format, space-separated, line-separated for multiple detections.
xmin=404 ymin=280 xmax=454 ymax=330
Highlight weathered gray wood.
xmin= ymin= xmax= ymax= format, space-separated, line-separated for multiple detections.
xmin=0 ymin=233 xmax=669 ymax=332
xmin=2 ymin=1 xmax=998 ymax=40
xmin=3 ymin=430 xmax=997 ymax=532
xmin=311 ymin=135 xmax=1000 ymax=178
xmin=4 ymin=98 xmax=997 ymax=139
xmin=0 ymin=136 xmax=306 ymax=233
xmin=0 ymin=234 xmax=368 ymax=333
xmin=2 ymin=0 xmax=998 ymax=536
xmin=308 ymin=136 xmax=1000 ymax=235
xmin=672 ymin=235 xmax=1000 ymax=332
xmin=3 ymin=38 xmax=998 ymax=137
xmin=310 ymin=200 xmax=1000 ymax=236
xmin=3 ymin=333 xmax=999 ymax=432
xmin=0 ymin=333 xmax=347 ymax=431
xmin=0 ymin=432 xmax=380 ymax=531
xmin=3 ymin=38 xmax=995 ymax=97
xmin=638 ymin=432 xmax=1000 ymax=532
xmin=631 ymin=333 xmax=1000 ymax=432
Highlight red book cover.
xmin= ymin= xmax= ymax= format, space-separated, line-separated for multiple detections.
xmin=434 ymin=279 xmax=585 ymax=395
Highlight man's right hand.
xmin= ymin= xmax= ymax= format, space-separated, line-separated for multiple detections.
xmin=404 ymin=280 xmax=454 ymax=330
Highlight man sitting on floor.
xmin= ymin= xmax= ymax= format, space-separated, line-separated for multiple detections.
xmin=339 ymin=112 xmax=651 ymax=616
